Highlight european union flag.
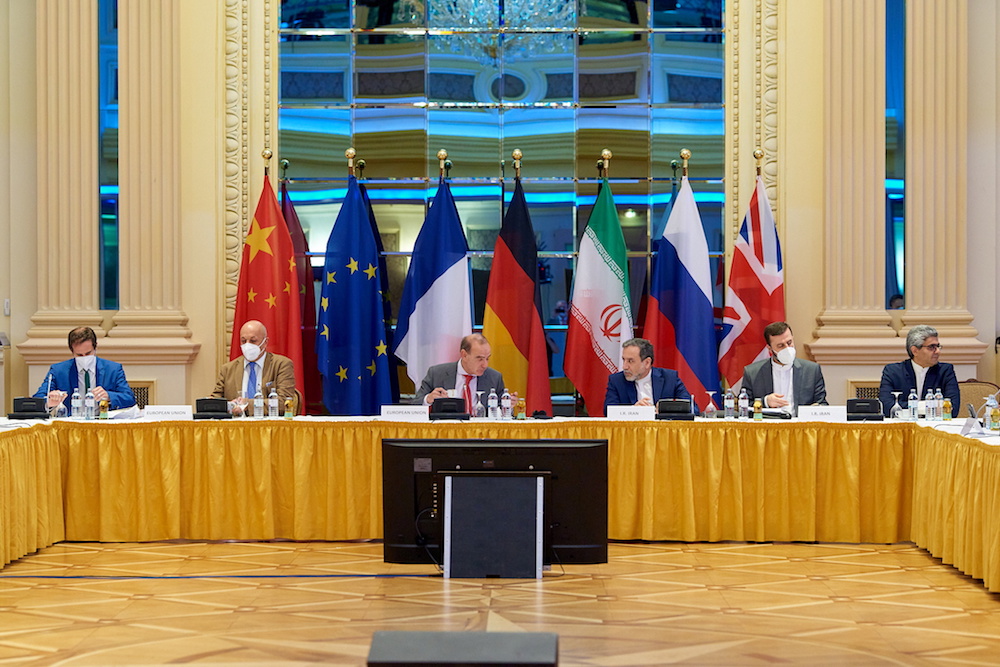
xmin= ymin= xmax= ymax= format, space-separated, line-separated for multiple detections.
xmin=317 ymin=176 xmax=392 ymax=415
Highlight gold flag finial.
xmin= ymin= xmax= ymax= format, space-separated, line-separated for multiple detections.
xmin=512 ymin=148 xmax=523 ymax=179
xmin=679 ymin=148 xmax=691 ymax=177
xmin=262 ymin=149 xmax=273 ymax=176
xmin=345 ymin=147 xmax=356 ymax=176
xmin=600 ymin=149 xmax=612 ymax=178
xmin=437 ymin=149 xmax=449 ymax=177
xmin=753 ymin=148 xmax=764 ymax=176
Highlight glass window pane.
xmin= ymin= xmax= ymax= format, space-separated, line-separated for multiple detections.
xmin=651 ymin=32 xmax=723 ymax=104
xmin=354 ymin=108 xmax=427 ymax=180
xmin=579 ymin=32 xmax=649 ymax=103
xmin=282 ymin=0 xmax=351 ymax=30
xmin=280 ymin=35 xmax=350 ymax=103
xmin=650 ymin=0 xmax=723 ymax=30
xmin=576 ymin=107 xmax=649 ymax=179
xmin=501 ymin=108 xmax=575 ymax=179
xmin=580 ymin=0 xmax=648 ymax=29
xmin=355 ymin=34 xmax=426 ymax=104
xmin=279 ymin=109 xmax=351 ymax=178
xmin=651 ymin=107 xmax=724 ymax=179
xmin=428 ymin=108 xmax=501 ymax=179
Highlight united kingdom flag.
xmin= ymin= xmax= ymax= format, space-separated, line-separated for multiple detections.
xmin=718 ymin=175 xmax=785 ymax=389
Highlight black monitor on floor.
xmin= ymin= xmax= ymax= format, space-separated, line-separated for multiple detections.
xmin=381 ymin=438 xmax=608 ymax=566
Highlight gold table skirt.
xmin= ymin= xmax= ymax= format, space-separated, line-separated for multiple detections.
xmin=1 ymin=419 xmax=995 ymax=590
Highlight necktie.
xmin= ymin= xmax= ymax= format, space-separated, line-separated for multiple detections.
xmin=247 ymin=362 xmax=257 ymax=398
xmin=463 ymin=374 xmax=474 ymax=414
xmin=84 ymin=370 xmax=91 ymax=394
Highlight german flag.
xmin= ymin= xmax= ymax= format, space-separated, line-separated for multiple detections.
xmin=482 ymin=179 xmax=552 ymax=415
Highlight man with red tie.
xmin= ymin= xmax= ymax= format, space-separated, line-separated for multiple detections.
xmin=414 ymin=333 xmax=506 ymax=411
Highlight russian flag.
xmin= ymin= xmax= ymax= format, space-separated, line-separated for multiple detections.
xmin=393 ymin=178 xmax=472 ymax=388
xmin=642 ymin=176 xmax=718 ymax=410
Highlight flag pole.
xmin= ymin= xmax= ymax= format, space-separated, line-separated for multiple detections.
xmin=601 ymin=148 xmax=612 ymax=178
xmin=345 ymin=147 xmax=356 ymax=177
xmin=511 ymin=148 xmax=522 ymax=179
xmin=356 ymin=159 xmax=366 ymax=180
xmin=680 ymin=148 xmax=691 ymax=177
xmin=280 ymin=159 xmax=289 ymax=180
xmin=262 ymin=148 xmax=272 ymax=177
xmin=754 ymin=148 xmax=764 ymax=176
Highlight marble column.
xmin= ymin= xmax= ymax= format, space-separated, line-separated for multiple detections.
xmin=900 ymin=0 xmax=984 ymax=365
xmin=23 ymin=0 xmax=104 ymax=345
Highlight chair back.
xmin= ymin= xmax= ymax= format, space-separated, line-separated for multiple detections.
xmin=958 ymin=379 xmax=1000 ymax=416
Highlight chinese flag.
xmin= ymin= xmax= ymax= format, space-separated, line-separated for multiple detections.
xmin=230 ymin=176 xmax=305 ymax=400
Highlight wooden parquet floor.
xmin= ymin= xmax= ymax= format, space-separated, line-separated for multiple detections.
xmin=2 ymin=540 xmax=1000 ymax=665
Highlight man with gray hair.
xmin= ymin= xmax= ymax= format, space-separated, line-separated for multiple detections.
xmin=878 ymin=324 xmax=960 ymax=417
xmin=604 ymin=337 xmax=694 ymax=415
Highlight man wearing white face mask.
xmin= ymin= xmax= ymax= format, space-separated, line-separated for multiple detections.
xmin=740 ymin=321 xmax=827 ymax=416
xmin=33 ymin=326 xmax=136 ymax=411
xmin=212 ymin=319 xmax=296 ymax=416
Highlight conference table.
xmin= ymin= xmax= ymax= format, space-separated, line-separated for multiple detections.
xmin=2 ymin=416 xmax=999 ymax=591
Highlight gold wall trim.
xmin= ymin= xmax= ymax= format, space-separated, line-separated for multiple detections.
xmin=726 ymin=0 xmax=779 ymax=240
xmin=224 ymin=0 xmax=250 ymax=355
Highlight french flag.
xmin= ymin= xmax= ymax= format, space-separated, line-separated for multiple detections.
xmin=718 ymin=175 xmax=785 ymax=390
xmin=642 ymin=175 xmax=718 ymax=410
xmin=392 ymin=178 xmax=472 ymax=388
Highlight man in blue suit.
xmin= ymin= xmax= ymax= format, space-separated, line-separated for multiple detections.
xmin=34 ymin=326 xmax=136 ymax=411
xmin=604 ymin=337 xmax=694 ymax=415
xmin=879 ymin=324 xmax=959 ymax=417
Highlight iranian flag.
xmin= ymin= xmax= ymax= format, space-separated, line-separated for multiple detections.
xmin=564 ymin=180 xmax=633 ymax=416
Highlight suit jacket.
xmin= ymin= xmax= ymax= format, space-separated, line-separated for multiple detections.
xmin=879 ymin=360 xmax=960 ymax=417
xmin=213 ymin=353 xmax=297 ymax=416
xmin=604 ymin=366 xmax=694 ymax=415
xmin=741 ymin=357 xmax=827 ymax=416
xmin=33 ymin=356 xmax=136 ymax=410
xmin=413 ymin=363 xmax=505 ymax=405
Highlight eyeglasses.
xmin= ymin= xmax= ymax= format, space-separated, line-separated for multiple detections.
xmin=919 ymin=344 xmax=943 ymax=351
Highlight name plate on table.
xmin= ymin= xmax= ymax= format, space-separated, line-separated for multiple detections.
xmin=797 ymin=405 xmax=847 ymax=422
xmin=606 ymin=405 xmax=656 ymax=421
xmin=144 ymin=405 xmax=194 ymax=421
xmin=380 ymin=404 xmax=430 ymax=421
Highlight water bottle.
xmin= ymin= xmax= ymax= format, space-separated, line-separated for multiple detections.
xmin=753 ymin=398 xmax=763 ymax=420
xmin=500 ymin=389 xmax=512 ymax=420
xmin=984 ymin=394 xmax=998 ymax=428
xmin=268 ymin=386 xmax=279 ymax=418
xmin=71 ymin=389 xmax=82 ymax=418
xmin=941 ymin=395 xmax=952 ymax=421
xmin=908 ymin=388 xmax=919 ymax=420
xmin=738 ymin=388 xmax=749 ymax=419
xmin=84 ymin=390 xmax=96 ymax=420
xmin=723 ymin=389 xmax=735 ymax=419
xmin=934 ymin=388 xmax=944 ymax=420
xmin=924 ymin=388 xmax=936 ymax=421
xmin=487 ymin=388 xmax=499 ymax=420
xmin=253 ymin=389 xmax=265 ymax=419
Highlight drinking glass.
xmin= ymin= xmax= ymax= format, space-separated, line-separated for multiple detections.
xmin=232 ymin=391 xmax=249 ymax=418
xmin=474 ymin=391 xmax=486 ymax=419
xmin=889 ymin=391 xmax=903 ymax=420
xmin=49 ymin=392 xmax=68 ymax=419
xmin=703 ymin=391 xmax=717 ymax=419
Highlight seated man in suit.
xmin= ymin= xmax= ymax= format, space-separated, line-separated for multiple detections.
xmin=212 ymin=319 xmax=297 ymax=416
xmin=741 ymin=321 xmax=827 ymax=416
xmin=414 ymin=333 xmax=506 ymax=411
xmin=878 ymin=324 xmax=959 ymax=417
xmin=34 ymin=326 xmax=136 ymax=411
xmin=604 ymin=338 xmax=694 ymax=415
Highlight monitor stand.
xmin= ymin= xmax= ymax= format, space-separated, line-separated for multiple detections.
xmin=443 ymin=472 xmax=545 ymax=579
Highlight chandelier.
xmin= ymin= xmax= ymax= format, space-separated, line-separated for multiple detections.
xmin=394 ymin=0 xmax=578 ymax=65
